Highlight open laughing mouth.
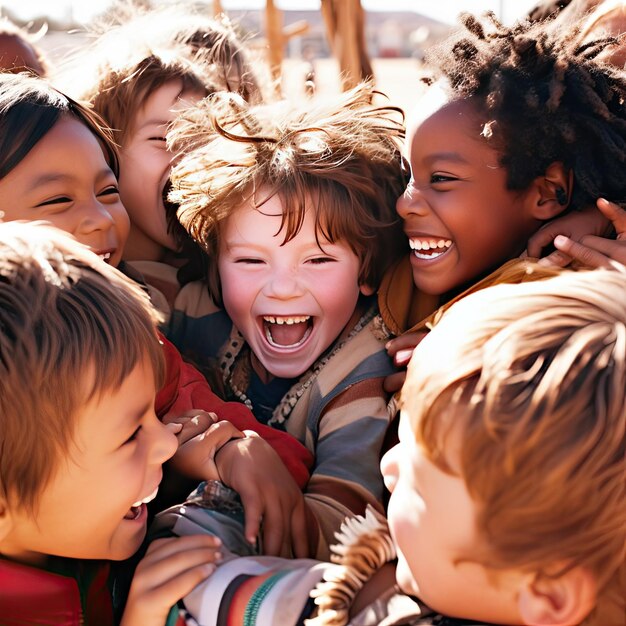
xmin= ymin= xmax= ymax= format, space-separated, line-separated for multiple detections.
xmin=408 ymin=237 xmax=453 ymax=260
xmin=262 ymin=315 xmax=313 ymax=348
xmin=124 ymin=486 xmax=159 ymax=521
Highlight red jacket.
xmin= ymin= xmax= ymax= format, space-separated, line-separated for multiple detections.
xmin=155 ymin=334 xmax=312 ymax=488
xmin=0 ymin=558 xmax=113 ymax=626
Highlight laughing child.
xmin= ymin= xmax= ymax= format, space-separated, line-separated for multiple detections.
xmin=60 ymin=3 xmax=262 ymax=305
xmin=0 ymin=222 xmax=222 ymax=625
xmin=166 ymin=83 xmax=407 ymax=559
xmin=380 ymin=12 xmax=626 ymax=387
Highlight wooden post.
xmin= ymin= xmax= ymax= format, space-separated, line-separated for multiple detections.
xmin=321 ymin=0 xmax=373 ymax=91
xmin=265 ymin=0 xmax=283 ymax=91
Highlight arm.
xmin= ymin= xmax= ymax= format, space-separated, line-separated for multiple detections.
xmin=302 ymin=376 xmax=391 ymax=561
xmin=156 ymin=333 xmax=313 ymax=488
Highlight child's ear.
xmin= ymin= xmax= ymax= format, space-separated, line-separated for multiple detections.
xmin=518 ymin=567 xmax=596 ymax=626
xmin=527 ymin=162 xmax=573 ymax=220
xmin=359 ymin=283 xmax=375 ymax=296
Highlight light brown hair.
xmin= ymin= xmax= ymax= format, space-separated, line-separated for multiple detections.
xmin=402 ymin=267 xmax=626 ymax=623
xmin=0 ymin=223 xmax=164 ymax=513
xmin=65 ymin=3 xmax=262 ymax=147
xmin=168 ymin=83 xmax=408 ymax=305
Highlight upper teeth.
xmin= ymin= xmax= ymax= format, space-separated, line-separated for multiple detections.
xmin=409 ymin=239 xmax=452 ymax=251
xmin=131 ymin=486 xmax=158 ymax=508
xmin=99 ymin=252 xmax=111 ymax=261
xmin=263 ymin=315 xmax=311 ymax=325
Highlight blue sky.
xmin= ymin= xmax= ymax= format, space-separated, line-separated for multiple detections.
xmin=3 ymin=0 xmax=540 ymax=26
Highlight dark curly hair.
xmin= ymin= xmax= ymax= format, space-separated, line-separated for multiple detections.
xmin=426 ymin=12 xmax=626 ymax=210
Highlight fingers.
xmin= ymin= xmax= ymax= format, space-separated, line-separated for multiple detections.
xmin=239 ymin=489 xmax=263 ymax=548
xmin=289 ymin=500 xmax=309 ymax=559
xmin=259 ymin=498 xmax=285 ymax=556
xmin=596 ymin=198 xmax=626 ymax=236
xmin=536 ymin=248 xmax=574 ymax=267
xmin=383 ymin=370 xmax=407 ymax=394
xmin=526 ymin=222 xmax=562 ymax=258
xmin=385 ymin=332 xmax=426 ymax=358
xmin=553 ymin=235 xmax=616 ymax=269
xmin=125 ymin=535 xmax=223 ymax=623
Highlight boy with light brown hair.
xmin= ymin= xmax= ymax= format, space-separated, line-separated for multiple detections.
xmin=60 ymin=2 xmax=262 ymax=302
xmin=0 ymin=222 xmax=222 ymax=625
xmin=379 ymin=266 xmax=626 ymax=625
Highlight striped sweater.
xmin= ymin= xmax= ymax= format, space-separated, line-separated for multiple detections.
xmin=166 ymin=281 xmax=395 ymax=560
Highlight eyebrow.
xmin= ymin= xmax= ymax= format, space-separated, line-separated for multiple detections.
xmin=29 ymin=168 xmax=115 ymax=188
xmin=137 ymin=118 xmax=169 ymax=131
xmin=423 ymin=152 xmax=470 ymax=166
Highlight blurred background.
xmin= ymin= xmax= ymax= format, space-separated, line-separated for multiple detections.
xmin=0 ymin=0 xmax=543 ymax=112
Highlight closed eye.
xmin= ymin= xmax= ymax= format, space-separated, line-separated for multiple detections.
xmin=35 ymin=196 xmax=72 ymax=207
xmin=97 ymin=185 xmax=120 ymax=198
xmin=235 ymin=258 xmax=264 ymax=264
xmin=307 ymin=257 xmax=335 ymax=264
xmin=124 ymin=426 xmax=142 ymax=445
xmin=148 ymin=136 xmax=167 ymax=142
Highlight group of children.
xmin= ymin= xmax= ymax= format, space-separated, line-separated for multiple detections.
xmin=0 ymin=2 xmax=624 ymax=625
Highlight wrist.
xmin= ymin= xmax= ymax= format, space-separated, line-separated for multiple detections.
xmin=214 ymin=433 xmax=246 ymax=483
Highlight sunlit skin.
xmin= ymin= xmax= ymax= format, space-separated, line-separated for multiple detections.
xmin=397 ymin=86 xmax=541 ymax=297
xmin=381 ymin=413 xmax=526 ymax=624
xmin=118 ymin=79 xmax=203 ymax=262
xmin=0 ymin=116 xmax=129 ymax=267
xmin=1 ymin=358 xmax=178 ymax=565
xmin=218 ymin=193 xmax=373 ymax=381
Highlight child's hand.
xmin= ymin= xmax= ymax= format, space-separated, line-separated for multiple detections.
xmin=163 ymin=408 xmax=219 ymax=445
xmin=551 ymin=198 xmax=626 ymax=269
xmin=215 ymin=432 xmax=309 ymax=558
xmin=120 ymin=535 xmax=222 ymax=626
xmin=526 ymin=201 xmax=612 ymax=267
xmin=383 ymin=332 xmax=428 ymax=394
xmin=172 ymin=419 xmax=245 ymax=481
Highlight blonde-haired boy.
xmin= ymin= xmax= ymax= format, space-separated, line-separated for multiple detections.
xmin=382 ymin=267 xmax=625 ymax=626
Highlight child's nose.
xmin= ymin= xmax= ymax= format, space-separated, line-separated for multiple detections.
xmin=77 ymin=201 xmax=116 ymax=234
xmin=150 ymin=420 xmax=179 ymax=465
xmin=264 ymin=267 xmax=302 ymax=299
xmin=396 ymin=183 xmax=429 ymax=219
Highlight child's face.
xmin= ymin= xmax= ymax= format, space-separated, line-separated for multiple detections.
xmin=381 ymin=413 xmax=524 ymax=623
xmin=218 ymin=193 xmax=368 ymax=380
xmin=397 ymin=87 xmax=539 ymax=295
xmin=0 ymin=116 xmax=129 ymax=267
xmin=118 ymin=79 xmax=203 ymax=257
xmin=3 ymin=358 xmax=178 ymax=565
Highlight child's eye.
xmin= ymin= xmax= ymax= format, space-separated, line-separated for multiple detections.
xmin=148 ymin=136 xmax=167 ymax=143
xmin=98 ymin=185 xmax=120 ymax=198
xmin=430 ymin=173 xmax=458 ymax=185
xmin=124 ymin=426 xmax=142 ymax=445
xmin=307 ymin=256 xmax=335 ymax=265
xmin=35 ymin=196 xmax=72 ymax=208
xmin=235 ymin=258 xmax=264 ymax=265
